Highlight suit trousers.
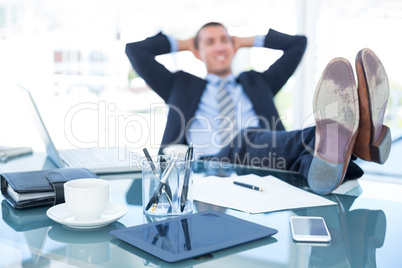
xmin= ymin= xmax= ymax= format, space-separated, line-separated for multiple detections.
xmin=215 ymin=126 xmax=363 ymax=181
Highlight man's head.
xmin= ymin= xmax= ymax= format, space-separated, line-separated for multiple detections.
xmin=193 ymin=22 xmax=236 ymax=77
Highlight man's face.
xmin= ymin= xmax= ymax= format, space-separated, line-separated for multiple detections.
xmin=195 ymin=26 xmax=235 ymax=77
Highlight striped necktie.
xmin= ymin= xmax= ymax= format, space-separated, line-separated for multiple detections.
xmin=217 ymin=79 xmax=237 ymax=146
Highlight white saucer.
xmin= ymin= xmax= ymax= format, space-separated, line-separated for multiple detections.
xmin=47 ymin=202 xmax=128 ymax=229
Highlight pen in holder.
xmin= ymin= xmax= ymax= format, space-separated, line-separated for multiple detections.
xmin=142 ymin=153 xmax=193 ymax=217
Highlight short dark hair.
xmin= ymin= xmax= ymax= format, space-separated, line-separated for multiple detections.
xmin=194 ymin=22 xmax=231 ymax=49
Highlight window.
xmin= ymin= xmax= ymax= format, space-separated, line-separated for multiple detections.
xmin=0 ymin=0 xmax=400 ymax=154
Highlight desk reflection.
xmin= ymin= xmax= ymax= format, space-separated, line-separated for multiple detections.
xmin=47 ymin=222 xmax=125 ymax=265
xmin=2 ymin=200 xmax=125 ymax=266
xmin=296 ymin=194 xmax=386 ymax=268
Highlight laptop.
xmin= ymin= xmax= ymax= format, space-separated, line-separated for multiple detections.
xmin=18 ymin=85 xmax=144 ymax=175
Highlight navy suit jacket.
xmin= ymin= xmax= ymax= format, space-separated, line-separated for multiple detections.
xmin=125 ymin=29 xmax=307 ymax=152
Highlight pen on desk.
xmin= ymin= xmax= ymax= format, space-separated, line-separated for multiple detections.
xmin=233 ymin=181 xmax=264 ymax=192
xmin=180 ymin=145 xmax=193 ymax=212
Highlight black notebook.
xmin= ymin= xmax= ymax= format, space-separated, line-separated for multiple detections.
xmin=1 ymin=168 xmax=98 ymax=209
xmin=110 ymin=210 xmax=278 ymax=263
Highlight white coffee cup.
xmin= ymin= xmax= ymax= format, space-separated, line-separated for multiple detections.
xmin=64 ymin=178 xmax=109 ymax=221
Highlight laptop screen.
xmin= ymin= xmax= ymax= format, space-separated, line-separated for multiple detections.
xmin=18 ymin=85 xmax=65 ymax=168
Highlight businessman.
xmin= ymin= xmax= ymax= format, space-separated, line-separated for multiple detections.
xmin=125 ymin=22 xmax=391 ymax=194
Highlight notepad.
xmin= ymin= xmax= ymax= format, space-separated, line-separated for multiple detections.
xmin=193 ymin=174 xmax=336 ymax=214
xmin=7 ymin=186 xmax=54 ymax=203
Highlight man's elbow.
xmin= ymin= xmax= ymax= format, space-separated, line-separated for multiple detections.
xmin=298 ymin=35 xmax=308 ymax=53
xmin=125 ymin=43 xmax=135 ymax=57
xmin=125 ymin=43 xmax=144 ymax=66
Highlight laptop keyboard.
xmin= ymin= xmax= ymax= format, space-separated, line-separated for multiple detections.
xmin=60 ymin=148 xmax=128 ymax=168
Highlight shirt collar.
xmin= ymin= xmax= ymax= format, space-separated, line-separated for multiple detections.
xmin=206 ymin=73 xmax=236 ymax=86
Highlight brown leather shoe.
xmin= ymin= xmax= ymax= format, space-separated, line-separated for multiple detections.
xmin=308 ymin=58 xmax=359 ymax=195
xmin=353 ymin=48 xmax=391 ymax=164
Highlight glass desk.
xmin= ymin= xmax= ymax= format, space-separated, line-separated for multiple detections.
xmin=0 ymin=154 xmax=401 ymax=267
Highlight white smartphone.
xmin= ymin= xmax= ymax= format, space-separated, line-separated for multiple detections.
xmin=289 ymin=216 xmax=331 ymax=243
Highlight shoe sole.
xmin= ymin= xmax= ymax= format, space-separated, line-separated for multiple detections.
xmin=308 ymin=58 xmax=359 ymax=195
xmin=353 ymin=48 xmax=391 ymax=164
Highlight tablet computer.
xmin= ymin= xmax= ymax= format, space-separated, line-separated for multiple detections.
xmin=110 ymin=210 xmax=278 ymax=263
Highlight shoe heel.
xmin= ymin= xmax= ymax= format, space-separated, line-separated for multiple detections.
xmin=370 ymin=126 xmax=391 ymax=164
xmin=308 ymin=156 xmax=345 ymax=195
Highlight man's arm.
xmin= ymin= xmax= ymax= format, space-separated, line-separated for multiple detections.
xmin=125 ymin=32 xmax=176 ymax=101
xmin=232 ymin=36 xmax=256 ymax=51
xmin=260 ymin=29 xmax=307 ymax=96
xmin=177 ymin=37 xmax=195 ymax=52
